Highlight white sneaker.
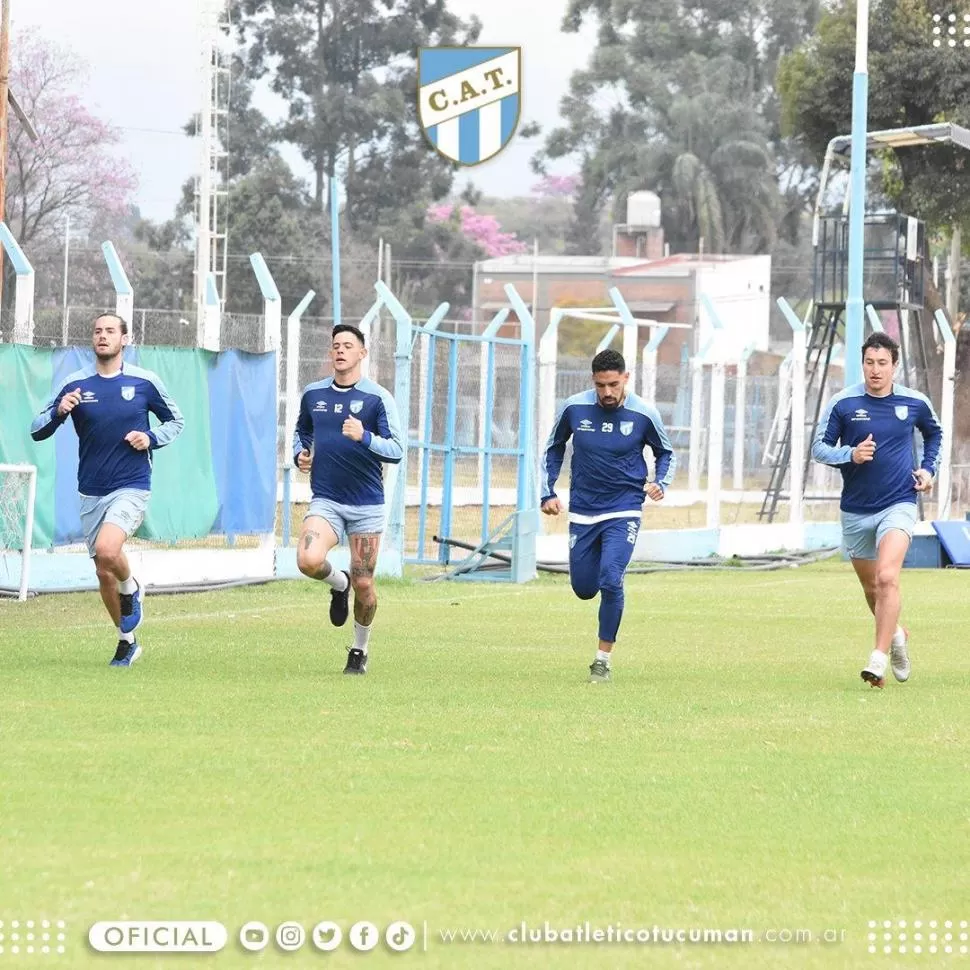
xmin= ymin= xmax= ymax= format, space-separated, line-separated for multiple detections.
xmin=890 ymin=628 xmax=911 ymax=682
xmin=861 ymin=649 xmax=888 ymax=688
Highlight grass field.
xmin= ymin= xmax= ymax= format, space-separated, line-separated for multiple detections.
xmin=1 ymin=561 xmax=969 ymax=969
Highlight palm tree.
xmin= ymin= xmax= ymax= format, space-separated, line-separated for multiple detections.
xmin=629 ymin=89 xmax=779 ymax=255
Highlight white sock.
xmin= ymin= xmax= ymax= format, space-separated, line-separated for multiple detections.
xmin=323 ymin=568 xmax=348 ymax=592
xmin=892 ymin=626 xmax=906 ymax=647
xmin=119 ymin=629 xmax=135 ymax=644
xmin=353 ymin=621 xmax=371 ymax=653
xmin=866 ymin=649 xmax=888 ymax=675
xmin=118 ymin=575 xmax=138 ymax=595
xmin=596 ymin=649 xmax=612 ymax=664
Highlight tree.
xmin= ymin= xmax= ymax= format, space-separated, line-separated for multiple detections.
xmin=534 ymin=0 xmax=819 ymax=254
xmin=235 ymin=0 xmax=480 ymax=212
xmin=426 ymin=204 xmax=529 ymax=258
xmin=778 ymin=0 xmax=970 ymax=234
xmin=6 ymin=30 xmax=136 ymax=252
xmin=463 ymin=177 xmax=579 ymax=255
xmin=225 ymin=0 xmax=498 ymax=317
xmin=221 ymin=156 xmax=325 ymax=313
xmin=778 ymin=0 xmax=970 ymax=450
xmin=127 ymin=215 xmax=195 ymax=312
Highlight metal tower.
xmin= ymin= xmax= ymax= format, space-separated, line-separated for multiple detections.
xmin=194 ymin=0 xmax=230 ymax=331
xmin=760 ymin=212 xmax=930 ymax=523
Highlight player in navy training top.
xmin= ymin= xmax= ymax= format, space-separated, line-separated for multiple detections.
xmin=293 ymin=324 xmax=403 ymax=675
xmin=812 ymin=332 xmax=942 ymax=688
xmin=30 ymin=312 xmax=184 ymax=668
xmin=541 ymin=348 xmax=676 ymax=683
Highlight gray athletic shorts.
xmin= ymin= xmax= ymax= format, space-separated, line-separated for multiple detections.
xmin=305 ymin=497 xmax=384 ymax=545
xmin=840 ymin=501 xmax=918 ymax=561
xmin=79 ymin=488 xmax=150 ymax=558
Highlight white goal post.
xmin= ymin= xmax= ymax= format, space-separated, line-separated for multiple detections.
xmin=0 ymin=463 xmax=37 ymax=602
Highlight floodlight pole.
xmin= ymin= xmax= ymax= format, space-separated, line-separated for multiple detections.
xmin=845 ymin=0 xmax=870 ymax=388
xmin=0 ymin=0 xmax=10 ymax=309
xmin=331 ymin=176 xmax=341 ymax=328
xmin=933 ymin=309 xmax=957 ymax=519
xmin=777 ymin=298 xmax=807 ymax=527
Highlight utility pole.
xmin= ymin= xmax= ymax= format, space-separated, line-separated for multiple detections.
xmin=0 ymin=0 xmax=11 ymax=309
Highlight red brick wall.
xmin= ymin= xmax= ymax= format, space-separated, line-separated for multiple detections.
xmin=614 ymin=228 xmax=665 ymax=260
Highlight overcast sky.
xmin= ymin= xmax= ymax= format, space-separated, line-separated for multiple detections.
xmin=17 ymin=0 xmax=598 ymax=222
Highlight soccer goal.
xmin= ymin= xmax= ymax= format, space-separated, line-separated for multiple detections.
xmin=0 ymin=464 xmax=37 ymax=601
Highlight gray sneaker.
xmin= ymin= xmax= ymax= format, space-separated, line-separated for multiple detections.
xmin=588 ymin=658 xmax=611 ymax=683
xmin=890 ymin=628 xmax=911 ymax=682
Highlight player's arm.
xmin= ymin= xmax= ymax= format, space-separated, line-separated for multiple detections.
xmin=144 ymin=376 xmax=185 ymax=448
xmin=915 ymin=395 xmax=944 ymax=486
xmin=811 ymin=396 xmax=854 ymax=466
xmin=30 ymin=384 xmax=74 ymax=441
xmin=643 ymin=406 xmax=677 ymax=498
xmin=361 ymin=393 xmax=404 ymax=464
xmin=541 ymin=403 xmax=573 ymax=505
xmin=293 ymin=392 xmax=313 ymax=468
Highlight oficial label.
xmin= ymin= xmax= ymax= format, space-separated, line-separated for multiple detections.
xmin=88 ymin=922 xmax=227 ymax=953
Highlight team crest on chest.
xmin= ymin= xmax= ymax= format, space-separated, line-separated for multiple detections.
xmin=121 ymin=386 xmax=135 ymax=401
xmin=350 ymin=400 xmax=363 ymax=414
xmin=894 ymin=405 xmax=909 ymax=421
xmin=620 ymin=421 xmax=634 ymax=436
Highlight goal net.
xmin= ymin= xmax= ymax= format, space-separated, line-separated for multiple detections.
xmin=0 ymin=464 xmax=37 ymax=601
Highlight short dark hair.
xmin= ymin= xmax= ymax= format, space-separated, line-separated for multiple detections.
xmin=332 ymin=324 xmax=365 ymax=346
xmin=93 ymin=311 xmax=128 ymax=336
xmin=592 ymin=349 xmax=625 ymax=374
xmin=862 ymin=331 xmax=899 ymax=365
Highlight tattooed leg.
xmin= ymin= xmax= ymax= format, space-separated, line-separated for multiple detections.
xmin=297 ymin=517 xmax=339 ymax=579
xmin=349 ymin=533 xmax=381 ymax=626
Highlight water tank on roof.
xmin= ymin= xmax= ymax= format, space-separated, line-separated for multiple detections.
xmin=627 ymin=191 xmax=661 ymax=229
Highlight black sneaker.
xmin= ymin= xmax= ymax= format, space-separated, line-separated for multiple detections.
xmin=329 ymin=571 xmax=351 ymax=627
xmin=343 ymin=648 xmax=367 ymax=675
xmin=109 ymin=640 xmax=142 ymax=667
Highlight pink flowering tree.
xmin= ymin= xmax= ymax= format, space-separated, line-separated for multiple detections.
xmin=531 ymin=174 xmax=581 ymax=198
xmin=426 ymin=203 xmax=529 ymax=258
xmin=6 ymin=30 xmax=137 ymax=249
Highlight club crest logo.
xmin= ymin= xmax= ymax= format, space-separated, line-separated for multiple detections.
xmin=569 ymin=532 xmax=577 ymax=549
xmin=121 ymin=386 xmax=135 ymax=401
xmin=350 ymin=400 xmax=363 ymax=414
xmin=418 ymin=47 xmax=521 ymax=166
xmin=895 ymin=405 xmax=909 ymax=421
xmin=620 ymin=421 xmax=634 ymax=436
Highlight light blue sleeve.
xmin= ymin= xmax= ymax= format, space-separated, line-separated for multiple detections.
xmin=811 ymin=395 xmax=854 ymax=466
xmin=642 ymin=404 xmax=676 ymax=488
xmin=144 ymin=373 xmax=185 ymax=448
xmin=361 ymin=384 xmax=404 ymax=464
xmin=30 ymin=367 xmax=92 ymax=441
xmin=897 ymin=387 xmax=944 ymax=477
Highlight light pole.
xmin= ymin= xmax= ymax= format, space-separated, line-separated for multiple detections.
xmin=330 ymin=174 xmax=341 ymax=328
xmin=844 ymin=0 xmax=870 ymax=388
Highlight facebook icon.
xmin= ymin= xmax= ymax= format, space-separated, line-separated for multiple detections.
xmin=348 ymin=921 xmax=379 ymax=952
